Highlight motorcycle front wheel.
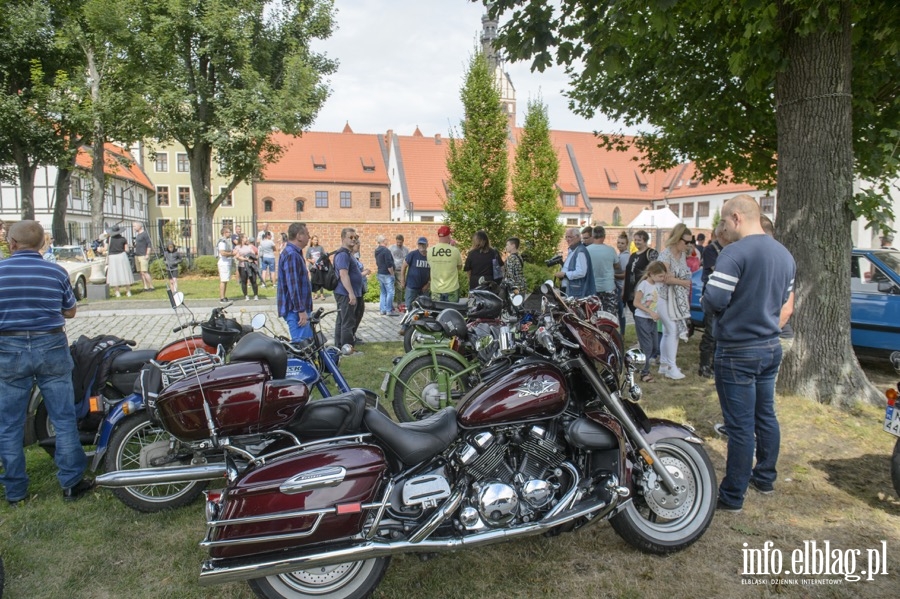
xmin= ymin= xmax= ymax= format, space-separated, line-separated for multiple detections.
xmin=611 ymin=438 xmax=717 ymax=554
xmin=248 ymin=557 xmax=391 ymax=599
xmin=892 ymin=438 xmax=900 ymax=497
xmin=392 ymin=354 xmax=469 ymax=422
xmin=104 ymin=412 xmax=207 ymax=512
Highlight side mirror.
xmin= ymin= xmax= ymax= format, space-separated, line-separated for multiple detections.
xmin=169 ymin=290 xmax=184 ymax=308
xmin=511 ymin=293 xmax=524 ymax=307
xmin=251 ymin=313 xmax=267 ymax=330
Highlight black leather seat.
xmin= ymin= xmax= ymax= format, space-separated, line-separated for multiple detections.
xmin=363 ymin=407 xmax=458 ymax=465
xmin=229 ymin=332 xmax=288 ymax=379
xmin=415 ymin=296 xmax=469 ymax=313
xmin=110 ymin=349 xmax=157 ymax=373
xmin=288 ymin=389 xmax=369 ymax=439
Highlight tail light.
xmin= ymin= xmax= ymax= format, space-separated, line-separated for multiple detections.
xmin=887 ymin=387 xmax=898 ymax=407
xmin=204 ymin=490 xmax=223 ymax=522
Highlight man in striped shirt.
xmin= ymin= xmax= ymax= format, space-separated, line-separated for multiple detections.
xmin=0 ymin=220 xmax=92 ymax=505
xmin=701 ymin=195 xmax=795 ymax=513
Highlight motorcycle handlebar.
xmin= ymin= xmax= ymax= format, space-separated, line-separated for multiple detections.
xmin=172 ymin=320 xmax=201 ymax=333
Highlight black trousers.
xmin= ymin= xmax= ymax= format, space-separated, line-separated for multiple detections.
xmin=699 ymin=311 xmax=716 ymax=370
xmin=334 ymin=293 xmax=357 ymax=348
xmin=239 ymin=266 xmax=258 ymax=296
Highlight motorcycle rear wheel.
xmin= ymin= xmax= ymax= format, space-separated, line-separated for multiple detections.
xmin=248 ymin=557 xmax=391 ymax=599
xmin=892 ymin=438 xmax=900 ymax=497
xmin=611 ymin=438 xmax=716 ymax=554
xmin=105 ymin=412 xmax=207 ymax=512
xmin=392 ymin=354 xmax=469 ymax=422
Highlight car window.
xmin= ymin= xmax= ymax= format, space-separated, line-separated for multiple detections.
xmin=52 ymin=247 xmax=87 ymax=262
xmin=851 ymin=255 xmax=897 ymax=294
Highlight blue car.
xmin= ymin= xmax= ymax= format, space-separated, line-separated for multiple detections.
xmin=690 ymin=248 xmax=900 ymax=353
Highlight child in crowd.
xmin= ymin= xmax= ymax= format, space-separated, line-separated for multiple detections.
xmin=632 ymin=261 xmax=668 ymax=383
xmin=163 ymin=242 xmax=183 ymax=293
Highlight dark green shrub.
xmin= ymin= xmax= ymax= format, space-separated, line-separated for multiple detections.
xmin=192 ymin=255 xmax=218 ymax=276
xmin=524 ymin=262 xmax=556 ymax=294
xmin=363 ymin=273 xmax=380 ymax=303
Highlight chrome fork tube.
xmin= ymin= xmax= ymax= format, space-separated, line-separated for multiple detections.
xmin=575 ymin=357 xmax=680 ymax=495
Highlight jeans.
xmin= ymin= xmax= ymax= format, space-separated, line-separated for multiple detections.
xmin=657 ymin=298 xmax=680 ymax=371
xmin=699 ymin=311 xmax=717 ymax=371
xmin=432 ymin=290 xmax=460 ymax=302
xmin=633 ymin=316 xmax=659 ymax=376
xmin=285 ymin=311 xmax=312 ymax=342
xmin=405 ymin=287 xmax=424 ymax=309
xmin=261 ymin=256 xmax=275 ymax=273
xmin=334 ymin=293 xmax=357 ymax=348
xmin=715 ymin=338 xmax=782 ymax=507
xmin=377 ymin=274 xmax=395 ymax=314
xmin=0 ymin=333 xmax=87 ymax=500
xmin=617 ymin=291 xmax=627 ymax=335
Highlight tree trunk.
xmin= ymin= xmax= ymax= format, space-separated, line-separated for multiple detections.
xmin=87 ymin=48 xmax=106 ymax=236
xmin=52 ymin=159 xmax=75 ymax=245
xmin=189 ymin=142 xmax=215 ymax=255
xmin=13 ymin=144 xmax=37 ymax=220
xmin=775 ymin=1 xmax=880 ymax=406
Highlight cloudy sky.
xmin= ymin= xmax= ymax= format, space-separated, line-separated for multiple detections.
xmin=310 ymin=0 xmax=632 ymax=137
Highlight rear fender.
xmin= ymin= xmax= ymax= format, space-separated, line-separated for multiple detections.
xmin=382 ymin=348 xmax=473 ymax=399
xmin=90 ymin=394 xmax=144 ymax=471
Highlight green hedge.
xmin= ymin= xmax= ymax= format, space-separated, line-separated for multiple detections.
xmin=149 ymin=257 xmax=186 ymax=280
xmin=524 ymin=262 xmax=557 ymax=294
xmin=192 ymin=255 xmax=219 ymax=276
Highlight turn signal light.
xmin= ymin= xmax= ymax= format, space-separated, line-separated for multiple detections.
xmin=121 ymin=400 xmax=138 ymax=415
xmin=89 ymin=396 xmax=102 ymax=413
xmin=887 ymin=387 xmax=898 ymax=406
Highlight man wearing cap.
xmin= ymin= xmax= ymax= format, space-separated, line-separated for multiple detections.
xmin=389 ymin=234 xmax=409 ymax=309
xmin=881 ymin=233 xmax=895 ymax=250
xmin=0 ymin=220 xmax=93 ymax=505
xmin=428 ymin=225 xmax=462 ymax=301
xmin=400 ymin=237 xmax=431 ymax=334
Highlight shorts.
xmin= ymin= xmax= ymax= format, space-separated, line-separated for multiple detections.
xmin=261 ymin=256 xmax=275 ymax=273
xmin=136 ymin=256 xmax=150 ymax=272
xmin=218 ymin=262 xmax=232 ymax=282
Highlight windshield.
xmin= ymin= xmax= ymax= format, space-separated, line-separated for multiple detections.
xmin=872 ymin=250 xmax=900 ymax=276
xmin=52 ymin=247 xmax=87 ymax=262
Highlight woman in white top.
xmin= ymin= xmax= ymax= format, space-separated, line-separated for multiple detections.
xmin=656 ymin=224 xmax=694 ymax=379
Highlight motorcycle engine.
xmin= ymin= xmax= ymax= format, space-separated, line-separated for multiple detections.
xmin=455 ymin=424 xmax=565 ymax=529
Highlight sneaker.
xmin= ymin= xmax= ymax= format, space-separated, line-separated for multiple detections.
xmin=63 ymin=478 xmax=95 ymax=502
xmin=713 ymin=423 xmax=728 ymax=437
xmin=748 ymin=479 xmax=775 ymax=495
xmin=716 ymin=498 xmax=742 ymax=513
xmin=387 ymin=311 xmax=401 ymax=317
xmin=253 ymin=295 xmax=259 ymax=301
xmin=220 ymin=298 xmax=228 ymax=303
xmin=698 ymin=366 xmax=715 ymax=379
xmin=665 ymin=368 xmax=686 ymax=380
xmin=126 ymin=290 xmax=131 ymax=297
xmin=114 ymin=291 xmax=121 ymax=298
xmin=245 ymin=295 xmax=250 ymax=301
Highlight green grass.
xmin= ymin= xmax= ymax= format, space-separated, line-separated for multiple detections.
xmin=80 ymin=275 xmax=335 ymax=303
xmin=2 ymin=338 xmax=899 ymax=598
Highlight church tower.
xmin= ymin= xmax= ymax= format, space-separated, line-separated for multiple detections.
xmin=481 ymin=10 xmax=517 ymax=129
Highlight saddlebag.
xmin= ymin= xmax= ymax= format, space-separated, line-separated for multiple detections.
xmin=204 ymin=443 xmax=387 ymax=559
xmin=155 ymin=361 xmax=310 ymax=441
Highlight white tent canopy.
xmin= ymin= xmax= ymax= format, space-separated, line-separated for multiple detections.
xmin=626 ymin=207 xmax=682 ymax=230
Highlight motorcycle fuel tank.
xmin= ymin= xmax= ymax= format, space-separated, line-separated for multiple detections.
xmin=205 ymin=443 xmax=387 ymax=559
xmin=155 ymin=361 xmax=310 ymax=441
xmin=457 ymin=359 xmax=568 ymax=428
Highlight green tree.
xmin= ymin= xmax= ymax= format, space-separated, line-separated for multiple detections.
xmin=445 ymin=51 xmax=510 ymax=250
xmin=128 ymin=0 xmax=336 ymax=254
xmin=510 ymin=98 xmax=562 ymax=263
xmin=487 ymin=0 xmax=899 ymax=406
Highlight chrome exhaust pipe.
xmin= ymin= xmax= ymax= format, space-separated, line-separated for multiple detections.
xmin=96 ymin=464 xmax=226 ymax=488
xmin=198 ymin=494 xmax=619 ymax=586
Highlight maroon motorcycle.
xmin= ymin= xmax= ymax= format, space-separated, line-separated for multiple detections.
xmin=196 ymin=284 xmax=717 ymax=599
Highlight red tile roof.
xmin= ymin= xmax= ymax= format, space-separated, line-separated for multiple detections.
xmin=394 ymin=133 xmax=450 ymax=211
xmin=75 ymin=143 xmax=154 ymax=191
xmin=260 ymin=131 xmax=389 ymax=185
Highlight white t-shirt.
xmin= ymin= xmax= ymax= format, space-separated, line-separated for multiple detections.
xmin=259 ymin=239 xmax=276 ymax=259
xmin=634 ymin=280 xmax=660 ymax=320
xmin=217 ymin=238 xmax=233 ymax=266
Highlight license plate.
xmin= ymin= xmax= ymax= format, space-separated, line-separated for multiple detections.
xmin=884 ymin=404 xmax=900 ymax=437
xmin=380 ymin=372 xmax=391 ymax=393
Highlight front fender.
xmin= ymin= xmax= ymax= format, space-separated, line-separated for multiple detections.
xmin=642 ymin=418 xmax=705 ymax=446
xmin=382 ymin=347 xmax=473 ymax=399
xmin=90 ymin=394 xmax=144 ymax=472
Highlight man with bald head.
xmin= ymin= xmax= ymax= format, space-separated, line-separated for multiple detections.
xmin=0 ymin=221 xmax=92 ymax=505
xmin=702 ymin=195 xmax=795 ymax=513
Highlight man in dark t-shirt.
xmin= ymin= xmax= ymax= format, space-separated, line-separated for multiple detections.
xmin=133 ymin=222 xmax=154 ymax=291
xmin=702 ymin=195 xmax=795 ymax=513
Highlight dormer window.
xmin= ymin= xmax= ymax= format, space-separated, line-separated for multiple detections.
xmin=360 ymin=157 xmax=376 ymax=172
xmin=604 ymin=168 xmax=618 ymax=191
xmin=312 ymin=155 xmax=326 ymax=170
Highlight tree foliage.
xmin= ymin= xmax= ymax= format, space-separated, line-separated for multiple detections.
xmin=510 ymin=98 xmax=562 ymax=263
xmin=485 ymin=0 xmax=899 ymax=406
xmin=445 ymin=51 xmax=510 ymax=250
xmin=128 ymin=0 xmax=336 ymax=254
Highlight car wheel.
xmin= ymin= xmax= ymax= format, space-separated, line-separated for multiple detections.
xmin=74 ymin=276 xmax=87 ymax=301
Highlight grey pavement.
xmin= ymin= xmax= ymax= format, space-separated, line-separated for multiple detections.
xmin=69 ymin=295 xmax=404 ymax=350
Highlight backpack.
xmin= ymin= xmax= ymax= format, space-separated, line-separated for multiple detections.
xmin=322 ymin=248 xmax=349 ymax=291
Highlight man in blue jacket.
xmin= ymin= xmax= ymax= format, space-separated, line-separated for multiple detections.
xmin=702 ymin=195 xmax=795 ymax=513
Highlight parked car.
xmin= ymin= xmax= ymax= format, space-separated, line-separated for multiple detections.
xmin=52 ymin=245 xmax=93 ymax=301
xmin=690 ymin=248 xmax=900 ymax=353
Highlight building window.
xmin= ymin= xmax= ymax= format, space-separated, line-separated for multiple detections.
xmin=72 ymin=178 xmax=82 ymax=200
xmin=155 ymin=152 xmax=168 ymax=172
xmin=264 ymin=200 xmax=273 ymax=212
xmin=340 ymin=191 xmax=352 ymax=208
xmin=178 ymin=186 xmax=191 ymax=206
xmin=156 ymin=186 xmax=169 ymax=207
xmin=129 ymin=189 xmax=134 ymax=210
xmin=157 ymin=218 xmax=170 ymax=245
xmin=760 ymin=194 xmax=775 ymax=214
xmin=370 ymin=192 xmax=381 ymax=209
xmin=219 ymin=187 xmax=233 ymax=207
xmin=566 ymin=218 xmax=578 ymax=226
xmin=180 ymin=218 xmax=192 ymax=238
xmin=177 ymin=153 xmax=189 ymax=172
xmin=315 ymin=191 xmax=328 ymax=208
xmin=420 ymin=216 xmax=434 ymax=222
xmin=612 ymin=207 xmax=622 ymax=226
xmin=139 ymin=192 xmax=144 ymax=213
xmin=638 ymin=183 xmax=648 ymax=192
xmin=682 ymin=203 xmax=694 ymax=219
xmin=669 ymin=203 xmax=680 ymax=217
xmin=221 ymin=218 xmax=233 ymax=232
xmin=563 ymin=193 xmax=577 ymax=207
xmin=698 ymin=202 xmax=710 ymax=218
xmin=312 ymin=155 xmax=326 ymax=170
xmin=295 ymin=199 xmax=305 ymax=213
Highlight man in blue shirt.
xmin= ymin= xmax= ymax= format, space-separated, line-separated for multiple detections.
xmin=554 ymin=227 xmax=595 ymax=298
xmin=586 ymin=226 xmax=619 ymax=312
xmin=0 ymin=220 xmax=92 ymax=505
xmin=399 ymin=237 xmax=431 ymax=335
xmin=276 ymin=222 xmax=313 ymax=342
xmin=702 ymin=195 xmax=795 ymax=512
xmin=333 ymin=228 xmax=363 ymax=353
xmin=374 ymin=235 xmax=398 ymax=316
